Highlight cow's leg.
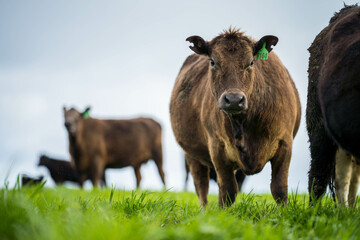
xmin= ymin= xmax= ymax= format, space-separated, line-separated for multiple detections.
xmin=91 ymin=157 xmax=105 ymax=187
xmin=270 ymin=140 xmax=292 ymax=205
xmin=152 ymin=149 xmax=166 ymax=187
xmin=235 ymin=170 xmax=246 ymax=192
xmin=348 ymin=158 xmax=360 ymax=207
xmin=101 ymin=171 xmax=107 ymax=187
xmin=134 ymin=166 xmax=142 ymax=189
xmin=184 ymin=158 xmax=190 ymax=191
xmin=308 ymin=127 xmax=337 ymax=202
xmin=186 ymin=154 xmax=209 ymax=207
xmin=335 ymin=148 xmax=352 ymax=206
xmin=78 ymin=173 xmax=87 ymax=187
xmin=210 ymin=142 xmax=237 ymax=206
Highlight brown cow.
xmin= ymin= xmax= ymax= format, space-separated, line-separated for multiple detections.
xmin=170 ymin=27 xmax=301 ymax=206
xmin=307 ymin=4 xmax=360 ymax=201
xmin=63 ymin=106 xmax=166 ymax=188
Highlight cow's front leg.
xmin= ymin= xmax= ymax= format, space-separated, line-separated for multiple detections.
xmin=270 ymin=140 xmax=292 ymax=205
xmin=210 ymin=142 xmax=238 ymax=207
xmin=186 ymin=154 xmax=209 ymax=207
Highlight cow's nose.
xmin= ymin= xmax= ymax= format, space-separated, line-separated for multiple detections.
xmin=64 ymin=122 xmax=71 ymax=128
xmin=218 ymin=92 xmax=248 ymax=113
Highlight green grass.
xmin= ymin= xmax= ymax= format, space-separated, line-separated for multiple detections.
xmin=1 ymin=184 xmax=360 ymax=240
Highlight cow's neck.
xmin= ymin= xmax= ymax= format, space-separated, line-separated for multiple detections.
xmin=69 ymin=133 xmax=80 ymax=166
xmin=227 ymin=113 xmax=246 ymax=152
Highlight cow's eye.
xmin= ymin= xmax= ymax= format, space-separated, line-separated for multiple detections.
xmin=210 ymin=59 xmax=215 ymax=67
xmin=250 ymin=60 xmax=254 ymax=67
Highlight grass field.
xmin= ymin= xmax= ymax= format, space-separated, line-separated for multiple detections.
xmin=1 ymin=183 xmax=360 ymax=240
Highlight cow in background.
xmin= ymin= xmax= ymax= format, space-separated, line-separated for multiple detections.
xmin=21 ymin=174 xmax=44 ymax=186
xmin=307 ymin=4 xmax=360 ymax=205
xmin=38 ymin=154 xmax=106 ymax=186
xmin=63 ymin=106 xmax=166 ymax=188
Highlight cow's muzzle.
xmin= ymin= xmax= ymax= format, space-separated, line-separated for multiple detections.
xmin=218 ymin=91 xmax=248 ymax=114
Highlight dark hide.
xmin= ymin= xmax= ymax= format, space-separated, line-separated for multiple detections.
xmin=307 ymin=4 xmax=360 ymax=201
xmin=38 ymin=154 xmax=106 ymax=186
xmin=21 ymin=175 xmax=44 ymax=186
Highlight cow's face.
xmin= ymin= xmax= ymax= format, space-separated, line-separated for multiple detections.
xmin=187 ymin=30 xmax=278 ymax=115
xmin=63 ymin=106 xmax=91 ymax=136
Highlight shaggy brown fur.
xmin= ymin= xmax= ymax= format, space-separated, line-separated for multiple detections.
xmin=64 ymin=107 xmax=166 ymax=188
xmin=184 ymin=158 xmax=246 ymax=192
xmin=307 ymin=4 xmax=360 ymax=201
xmin=170 ymin=27 xmax=301 ymax=206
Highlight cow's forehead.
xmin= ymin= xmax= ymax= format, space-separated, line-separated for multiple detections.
xmin=65 ymin=108 xmax=80 ymax=116
xmin=210 ymin=38 xmax=253 ymax=58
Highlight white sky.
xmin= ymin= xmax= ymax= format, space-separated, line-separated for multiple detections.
xmin=1 ymin=0 xmax=358 ymax=193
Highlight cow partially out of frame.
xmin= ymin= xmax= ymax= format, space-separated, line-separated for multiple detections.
xmin=63 ymin=107 xmax=166 ymax=188
xmin=307 ymin=5 xmax=360 ymax=204
xmin=170 ymin=27 xmax=301 ymax=206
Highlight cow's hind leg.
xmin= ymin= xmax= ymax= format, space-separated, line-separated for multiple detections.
xmin=235 ymin=170 xmax=246 ymax=192
xmin=348 ymin=158 xmax=360 ymax=207
xmin=335 ymin=148 xmax=352 ymax=206
xmin=186 ymin=153 xmax=209 ymax=207
xmin=134 ymin=166 xmax=142 ymax=189
xmin=308 ymin=127 xmax=337 ymax=202
xmin=184 ymin=158 xmax=190 ymax=191
xmin=152 ymin=148 xmax=166 ymax=187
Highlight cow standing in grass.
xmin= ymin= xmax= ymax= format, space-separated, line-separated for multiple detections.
xmin=307 ymin=5 xmax=360 ymax=205
xmin=21 ymin=175 xmax=44 ymax=186
xmin=63 ymin=107 xmax=166 ymax=188
xmin=170 ymin=28 xmax=301 ymax=206
xmin=38 ymin=154 xmax=106 ymax=186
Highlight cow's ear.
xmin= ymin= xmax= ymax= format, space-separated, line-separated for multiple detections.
xmin=63 ymin=106 xmax=67 ymax=113
xmin=254 ymin=35 xmax=278 ymax=55
xmin=82 ymin=106 xmax=91 ymax=119
xmin=186 ymin=36 xmax=210 ymax=55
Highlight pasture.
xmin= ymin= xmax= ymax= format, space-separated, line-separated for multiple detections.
xmin=1 ymin=184 xmax=360 ymax=240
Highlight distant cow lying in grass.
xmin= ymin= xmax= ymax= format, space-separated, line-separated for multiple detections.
xmin=63 ymin=106 xmax=166 ymax=188
xmin=184 ymin=159 xmax=246 ymax=192
xmin=38 ymin=154 xmax=106 ymax=186
xmin=306 ymin=4 xmax=360 ymax=205
xmin=21 ymin=174 xmax=44 ymax=186
xmin=170 ymin=27 xmax=301 ymax=206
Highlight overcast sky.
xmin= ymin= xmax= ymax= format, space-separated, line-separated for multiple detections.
xmin=1 ymin=0 xmax=358 ymax=193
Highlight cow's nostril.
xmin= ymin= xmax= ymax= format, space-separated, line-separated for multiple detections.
xmin=239 ymin=95 xmax=245 ymax=105
xmin=224 ymin=96 xmax=231 ymax=105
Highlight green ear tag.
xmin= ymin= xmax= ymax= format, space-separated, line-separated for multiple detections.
xmin=256 ymin=42 xmax=268 ymax=60
xmin=82 ymin=110 xmax=90 ymax=119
